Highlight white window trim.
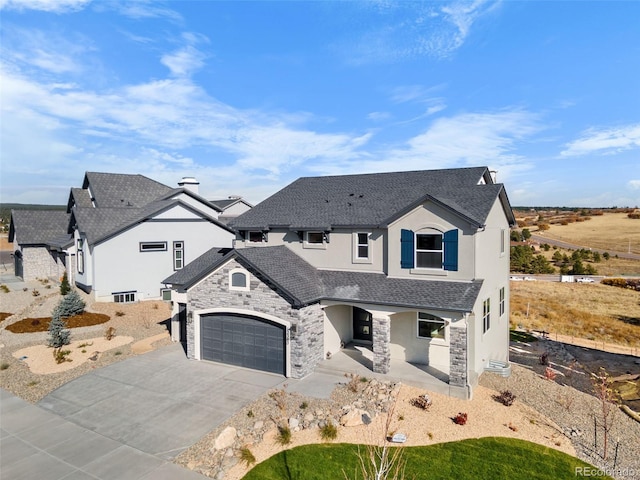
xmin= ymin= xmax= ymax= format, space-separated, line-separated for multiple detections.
xmin=483 ymin=298 xmax=491 ymax=334
xmin=414 ymin=230 xmax=444 ymax=271
xmin=500 ymin=228 xmax=506 ymax=256
xmin=353 ymin=232 xmax=371 ymax=264
xmin=303 ymin=231 xmax=327 ymax=250
xmin=77 ymin=238 xmax=84 ymax=274
xmin=499 ymin=287 xmax=505 ymax=317
xmin=229 ymin=268 xmax=250 ymax=291
xmin=114 ymin=291 xmax=136 ymax=303
xmin=173 ymin=241 xmax=184 ymax=270
xmin=416 ymin=312 xmax=448 ymax=344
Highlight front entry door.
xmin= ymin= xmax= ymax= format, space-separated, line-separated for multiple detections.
xmin=353 ymin=307 xmax=373 ymax=342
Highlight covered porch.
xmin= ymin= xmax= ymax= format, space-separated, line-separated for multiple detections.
xmin=317 ymin=343 xmax=470 ymax=399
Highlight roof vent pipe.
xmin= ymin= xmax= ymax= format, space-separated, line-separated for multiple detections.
xmin=178 ymin=177 xmax=199 ymax=194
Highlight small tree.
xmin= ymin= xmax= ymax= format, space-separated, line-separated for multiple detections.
xmin=48 ymin=311 xmax=71 ymax=349
xmin=60 ymin=272 xmax=71 ymax=296
xmin=53 ymin=290 xmax=85 ymax=318
xmin=591 ymin=368 xmax=618 ymax=460
xmin=522 ymin=228 xmax=531 ymax=240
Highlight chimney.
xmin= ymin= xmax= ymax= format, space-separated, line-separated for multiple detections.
xmin=178 ymin=176 xmax=199 ymax=194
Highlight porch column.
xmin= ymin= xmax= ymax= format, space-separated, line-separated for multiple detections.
xmin=372 ymin=315 xmax=391 ymax=374
xmin=449 ymin=324 xmax=468 ymax=387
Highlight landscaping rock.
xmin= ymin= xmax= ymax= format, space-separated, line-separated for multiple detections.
xmin=213 ymin=426 xmax=236 ymax=450
xmin=340 ymin=408 xmax=370 ymax=427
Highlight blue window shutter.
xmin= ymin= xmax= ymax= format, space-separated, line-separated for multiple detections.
xmin=443 ymin=229 xmax=458 ymax=271
xmin=400 ymin=229 xmax=414 ymax=269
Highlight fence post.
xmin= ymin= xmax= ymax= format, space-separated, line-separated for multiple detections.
xmin=594 ymin=416 xmax=597 ymax=455
xmin=613 ymin=441 xmax=619 ymax=469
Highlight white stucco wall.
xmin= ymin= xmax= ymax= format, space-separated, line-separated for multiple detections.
xmin=387 ymin=201 xmax=476 ymax=280
xmin=323 ymin=304 xmax=352 ymax=356
xmin=90 ymin=207 xmax=233 ymax=301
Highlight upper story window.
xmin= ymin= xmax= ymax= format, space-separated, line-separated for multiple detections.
xmin=499 ymin=287 xmax=505 ymax=316
xmin=401 ymin=228 xmax=458 ymax=271
xmin=417 ymin=312 xmax=446 ymax=340
xmin=229 ymin=268 xmax=250 ymax=291
xmin=247 ymin=231 xmax=265 ymax=243
xmin=173 ymin=241 xmax=184 ymax=270
xmin=306 ymin=232 xmax=324 ymax=244
xmin=140 ymin=241 xmax=167 ymax=252
xmin=356 ymin=233 xmax=369 ymax=259
xmin=500 ymin=229 xmax=506 ymax=255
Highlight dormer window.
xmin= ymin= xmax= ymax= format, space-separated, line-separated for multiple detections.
xmin=248 ymin=231 xmax=265 ymax=243
xmin=306 ymin=232 xmax=324 ymax=244
xmin=401 ymin=228 xmax=458 ymax=271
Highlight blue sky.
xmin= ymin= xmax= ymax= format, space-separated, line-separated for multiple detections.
xmin=1 ymin=0 xmax=639 ymax=207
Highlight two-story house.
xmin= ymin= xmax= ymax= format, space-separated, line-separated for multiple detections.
xmin=163 ymin=166 xmax=516 ymax=398
xmin=10 ymin=173 xmax=237 ymax=302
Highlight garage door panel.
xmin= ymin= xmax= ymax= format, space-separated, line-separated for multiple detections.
xmin=200 ymin=313 xmax=285 ymax=375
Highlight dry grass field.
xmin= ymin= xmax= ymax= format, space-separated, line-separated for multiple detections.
xmin=534 ymin=212 xmax=640 ymax=254
xmin=536 ymin=247 xmax=640 ymax=276
xmin=510 ymin=281 xmax=640 ymax=348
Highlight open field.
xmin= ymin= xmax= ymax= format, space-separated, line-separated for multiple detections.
xmin=510 ymin=281 xmax=640 ymax=348
xmin=533 ymin=212 xmax=640 ymax=255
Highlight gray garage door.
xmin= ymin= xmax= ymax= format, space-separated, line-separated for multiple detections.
xmin=200 ymin=313 xmax=285 ymax=375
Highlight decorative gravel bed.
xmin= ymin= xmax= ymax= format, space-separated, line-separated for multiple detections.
xmin=0 ymin=281 xmax=172 ymax=403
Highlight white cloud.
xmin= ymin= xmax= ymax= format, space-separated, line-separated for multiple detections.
xmin=629 ymin=180 xmax=640 ymax=190
xmin=161 ymin=45 xmax=206 ymax=77
xmin=106 ymin=0 xmax=182 ymax=22
xmin=561 ymin=123 xmax=640 ymax=157
xmin=368 ymin=111 xmax=392 ymax=121
xmin=345 ymin=0 xmax=500 ymax=64
xmin=0 ymin=0 xmax=90 ymax=12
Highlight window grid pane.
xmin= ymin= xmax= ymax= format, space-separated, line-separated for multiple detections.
xmin=307 ymin=232 xmax=323 ymax=244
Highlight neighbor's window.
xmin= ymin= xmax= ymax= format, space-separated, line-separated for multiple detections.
xmin=417 ymin=312 xmax=446 ymax=340
xmin=415 ymin=233 xmax=443 ymax=269
xmin=499 ymin=287 xmax=505 ymax=316
xmin=114 ymin=291 xmax=136 ymax=303
xmin=483 ymin=298 xmax=491 ymax=333
xmin=306 ymin=231 xmax=324 ymax=244
xmin=161 ymin=288 xmax=172 ymax=301
xmin=173 ymin=241 xmax=184 ymax=270
xmin=356 ymin=233 xmax=369 ymax=259
xmin=140 ymin=241 xmax=167 ymax=252
xmin=77 ymin=238 xmax=84 ymax=274
xmin=229 ymin=268 xmax=250 ymax=291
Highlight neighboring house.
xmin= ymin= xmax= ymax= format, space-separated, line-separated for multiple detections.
xmin=210 ymin=195 xmax=254 ymax=224
xmin=10 ymin=173 xmax=238 ymax=303
xmin=9 ymin=210 xmax=72 ymax=281
xmin=164 ymin=166 xmax=516 ymax=399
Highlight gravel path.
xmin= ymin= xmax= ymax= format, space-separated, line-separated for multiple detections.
xmin=0 ymin=280 xmax=172 ymax=403
xmin=480 ymin=337 xmax=640 ymax=480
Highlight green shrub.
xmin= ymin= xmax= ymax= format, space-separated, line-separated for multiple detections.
xmin=60 ymin=272 xmax=71 ymax=295
xmin=276 ymin=425 xmax=292 ymax=445
xmin=0 ymin=362 xmax=9 ymax=370
xmin=319 ymin=421 xmax=338 ymax=441
xmin=0 ymin=284 xmax=9 ymax=293
xmin=601 ymin=278 xmax=628 ymax=288
xmin=53 ymin=348 xmax=72 ymax=364
xmin=239 ymin=446 xmax=256 ymax=466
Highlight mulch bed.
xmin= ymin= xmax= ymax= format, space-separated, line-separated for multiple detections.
xmin=0 ymin=312 xmax=12 ymax=322
xmin=5 ymin=312 xmax=110 ymax=333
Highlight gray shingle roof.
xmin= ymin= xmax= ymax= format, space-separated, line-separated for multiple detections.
xmin=9 ymin=210 xmax=70 ymax=245
xmin=83 ymin=172 xmax=174 ymax=208
xmin=230 ymin=166 xmax=514 ymax=230
xmin=166 ymin=245 xmax=482 ymax=312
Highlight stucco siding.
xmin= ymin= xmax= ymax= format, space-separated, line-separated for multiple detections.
xmin=387 ymin=201 xmax=476 ymax=280
xmin=236 ymin=228 xmax=385 ymax=273
xmin=91 ymin=212 xmax=233 ymax=301
xmin=389 ymin=311 xmax=450 ymax=372
xmin=323 ymin=304 xmax=352 ymax=357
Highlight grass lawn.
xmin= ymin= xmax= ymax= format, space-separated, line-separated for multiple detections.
xmin=242 ymin=437 xmax=609 ymax=480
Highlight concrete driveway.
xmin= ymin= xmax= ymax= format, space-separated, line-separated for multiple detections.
xmin=37 ymin=344 xmax=285 ymax=459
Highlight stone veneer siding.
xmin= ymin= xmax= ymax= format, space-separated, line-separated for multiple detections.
xmin=373 ymin=316 xmax=391 ymax=374
xmin=17 ymin=245 xmax=66 ymax=281
xmin=186 ymin=259 xmax=324 ymax=379
xmin=449 ymin=327 xmax=467 ymax=387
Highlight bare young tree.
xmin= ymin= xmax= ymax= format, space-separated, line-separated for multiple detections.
xmin=591 ymin=367 xmax=618 ymax=460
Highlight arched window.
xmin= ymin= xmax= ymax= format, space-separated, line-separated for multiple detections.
xmin=229 ymin=268 xmax=250 ymax=291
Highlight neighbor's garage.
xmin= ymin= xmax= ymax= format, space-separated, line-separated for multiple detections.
xmin=200 ymin=313 xmax=285 ymax=375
